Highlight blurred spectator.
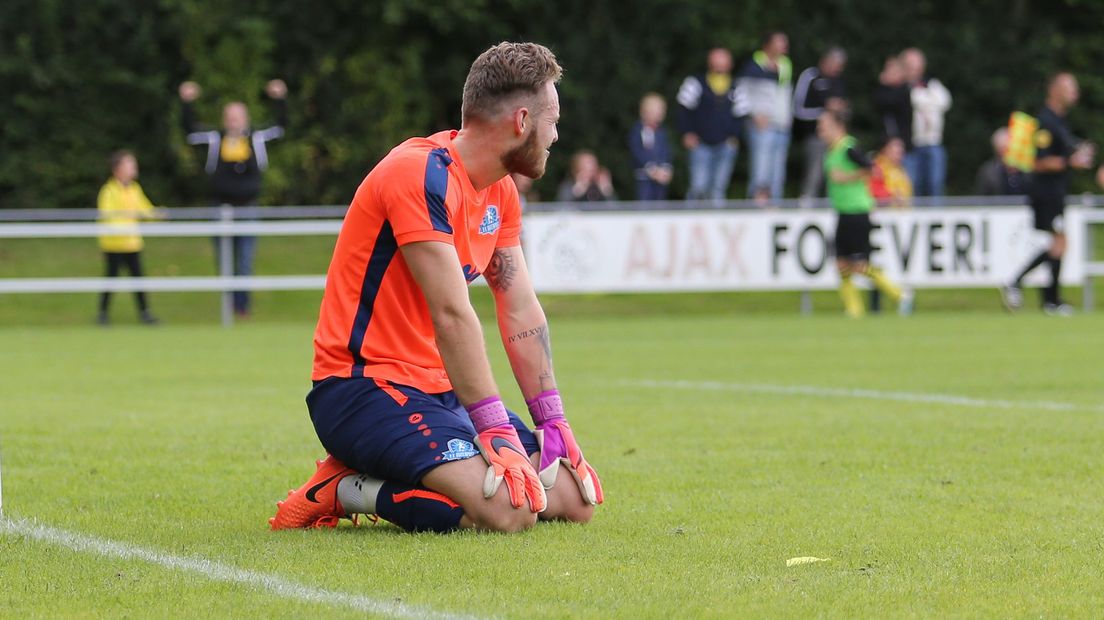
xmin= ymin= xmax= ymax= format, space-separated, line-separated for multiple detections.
xmin=179 ymin=79 xmax=288 ymax=318
xmin=510 ymin=172 xmax=538 ymax=209
xmin=869 ymin=137 xmax=912 ymax=208
xmin=975 ymin=127 xmax=1027 ymax=195
xmin=628 ymin=93 xmax=674 ymax=200
xmin=676 ymin=48 xmax=742 ymax=202
xmin=901 ymin=48 xmax=952 ymax=198
xmin=793 ymin=47 xmax=847 ymax=203
xmin=556 ymin=150 xmax=617 ymax=202
xmin=738 ymin=31 xmax=793 ymax=203
xmin=96 ymin=150 xmax=164 ymax=326
xmin=873 ymin=56 xmax=912 ymax=146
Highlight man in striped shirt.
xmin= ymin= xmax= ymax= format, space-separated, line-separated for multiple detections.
xmin=792 ymin=47 xmax=847 ymax=203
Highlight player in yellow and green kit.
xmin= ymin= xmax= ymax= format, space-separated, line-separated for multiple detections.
xmin=818 ymin=110 xmax=913 ymax=317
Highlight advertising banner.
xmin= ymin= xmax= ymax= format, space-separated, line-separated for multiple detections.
xmin=522 ymin=207 xmax=1085 ymax=293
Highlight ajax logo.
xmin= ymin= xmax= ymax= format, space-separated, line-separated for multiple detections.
xmin=479 ymin=205 xmax=500 ymax=235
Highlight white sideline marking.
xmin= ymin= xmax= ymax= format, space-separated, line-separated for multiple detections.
xmin=624 ymin=379 xmax=1104 ymax=413
xmin=0 ymin=518 xmax=478 ymax=620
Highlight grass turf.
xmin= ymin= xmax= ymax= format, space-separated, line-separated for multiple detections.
xmin=2 ymin=312 xmax=1103 ymax=618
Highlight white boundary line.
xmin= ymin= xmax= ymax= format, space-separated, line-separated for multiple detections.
xmin=623 ymin=379 xmax=1104 ymax=413
xmin=0 ymin=517 xmax=480 ymax=620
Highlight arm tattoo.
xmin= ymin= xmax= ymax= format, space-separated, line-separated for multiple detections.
xmin=508 ymin=323 xmax=556 ymax=391
xmin=507 ymin=324 xmax=547 ymax=346
xmin=484 ymin=248 xmax=517 ymax=292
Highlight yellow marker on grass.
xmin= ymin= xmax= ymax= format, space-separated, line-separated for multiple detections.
xmin=786 ymin=556 xmax=830 ymax=567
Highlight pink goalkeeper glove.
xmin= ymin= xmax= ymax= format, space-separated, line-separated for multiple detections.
xmin=468 ymin=396 xmax=546 ymax=513
xmin=528 ymin=390 xmax=604 ymax=506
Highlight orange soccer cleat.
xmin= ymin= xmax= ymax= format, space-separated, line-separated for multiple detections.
xmin=269 ymin=454 xmax=355 ymax=530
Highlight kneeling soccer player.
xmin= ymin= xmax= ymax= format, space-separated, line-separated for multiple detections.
xmin=818 ymin=109 xmax=913 ymax=318
xmin=269 ymin=42 xmax=602 ymax=534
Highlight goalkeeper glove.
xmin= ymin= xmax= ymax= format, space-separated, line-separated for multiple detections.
xmin=468 ymin=396 xmax=546 ymax=513
xmin=528 ymin=390 xmax=604 ymax=506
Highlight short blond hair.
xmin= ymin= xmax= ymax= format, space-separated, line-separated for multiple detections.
xmin=462 ymin=42 xmax=563 ymax=123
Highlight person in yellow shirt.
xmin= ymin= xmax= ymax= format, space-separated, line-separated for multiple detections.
xmin=868 ymin=137 xmax=913 ymax=208
xmin=97 ymin=150 xmax=164 ymax=325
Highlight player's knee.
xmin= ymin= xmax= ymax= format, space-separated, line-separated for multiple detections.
xmin=475 ymin=505 xmax=538 ymax=533
xmin=558 ymin=501 xmax=594 ymax=524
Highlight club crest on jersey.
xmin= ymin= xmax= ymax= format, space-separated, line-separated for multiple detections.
xmin=441 ymin=438 xmax=478 ymax=462
xmin=479 ymin=205 xmax=500 ymax=235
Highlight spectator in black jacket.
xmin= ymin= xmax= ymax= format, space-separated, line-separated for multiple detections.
xmin=792 ymin=47 xmax=847 ymax=203
xmin=179 ymin=79 xmax=288 ymax=318
xmin=628 ymin=93 xmax=674 ymax=201
xmin=873 ymin=57 xmax=911 ymax=147
xmin=676 ymin=48 xmax=743 ymax=202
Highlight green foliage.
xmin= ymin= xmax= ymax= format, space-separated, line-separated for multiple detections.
xmin=2 ymin=0 xmax=1103 ymax=208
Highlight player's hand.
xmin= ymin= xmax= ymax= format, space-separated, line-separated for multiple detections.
xmin=179 ymin=81 xmax=201 ymax=102
xmin=528 ymin=390 xmax=603 ymax=506
xmin=477 ymin=424 xmax=547 ymax=512
xmin=535 ymin=418 xmax=604 ymax=505
xmin=265 ymin=79 xmax=288 ymax=99
xmin=682 ymin=132 xmax=700 ymax=150
xmin=1070 ymin=143 xmax=1095 ymax=170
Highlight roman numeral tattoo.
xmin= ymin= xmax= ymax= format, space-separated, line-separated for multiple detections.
xmin=508 ymin=323 xmax=555 ymax=391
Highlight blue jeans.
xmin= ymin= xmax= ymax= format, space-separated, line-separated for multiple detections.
xmin=904 ymin=144 xmax=947 ymax=198
xmin=747 ymin=126 xmax=790 ymax=200
xmin=687 ymin=141 xmax=738 ymax=202
xmin=635 ymin=177 xmax=669 ymax=201
xmin=212 ymin=235 xmax=257 ymax=314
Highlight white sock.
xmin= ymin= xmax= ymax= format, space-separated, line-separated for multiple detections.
xmin=336 ymin=474 xmax=385 ymax=514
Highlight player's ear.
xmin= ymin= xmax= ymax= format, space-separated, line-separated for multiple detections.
xmin=513 ymin=107 xmax=529 ymax=138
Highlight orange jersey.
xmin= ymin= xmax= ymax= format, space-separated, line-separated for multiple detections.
xmin=312 ymin=130 xmax=523 ymax=392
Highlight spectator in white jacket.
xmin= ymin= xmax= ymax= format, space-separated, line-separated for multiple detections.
xmin=900 ymin=48 xmax=951 ymax=198
xmin=737 ymin=31 xmax=793 ymax=204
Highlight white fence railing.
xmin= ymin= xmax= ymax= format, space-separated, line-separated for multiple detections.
xmin=1 ymin=199 xmax=1101 ymax=325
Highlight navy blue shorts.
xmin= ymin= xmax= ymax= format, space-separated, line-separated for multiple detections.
xmin=306 ymin=376 xmax=539 ymax=486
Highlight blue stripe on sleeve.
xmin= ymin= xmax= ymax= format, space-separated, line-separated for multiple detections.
xmin=424 ymin=148 xmax=454 ymax=234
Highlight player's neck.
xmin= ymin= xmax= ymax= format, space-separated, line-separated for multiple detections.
xmin=1045 ymin=98 xmax=1067 ymax=116
xmin=452 ymin=129 xmax=507 ymax=191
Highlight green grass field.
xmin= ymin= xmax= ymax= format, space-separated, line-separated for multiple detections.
xmin=2 ymin=309 xmax=1103 ymax=618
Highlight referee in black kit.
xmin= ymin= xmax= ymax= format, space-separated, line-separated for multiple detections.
xmin=1001 ymin=72 xmax=1095 ymax=316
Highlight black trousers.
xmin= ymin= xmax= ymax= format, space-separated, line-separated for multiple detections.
xmin=99 ymin=252 xmax=149 ymax=313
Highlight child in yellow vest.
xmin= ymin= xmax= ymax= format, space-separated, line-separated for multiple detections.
xmin=97 ymin=151 xmax=164 ymax=325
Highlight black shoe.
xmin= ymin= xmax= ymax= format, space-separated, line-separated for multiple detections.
xmin=139 ymin=310 xmax=160 ymax=325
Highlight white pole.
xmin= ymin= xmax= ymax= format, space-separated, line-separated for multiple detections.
xmin=0 ymin=440 xmax=5 ymax=517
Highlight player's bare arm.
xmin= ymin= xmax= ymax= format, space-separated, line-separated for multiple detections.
xmin=487 ymin=243 xmax=603 ymax=507
xmin=484 ymin=244 xmax=555 ymax=398
xmin=402 ymin=239 xmax=546 ymax=513
xmin=401 ymin=240 xmax=499 ymax=404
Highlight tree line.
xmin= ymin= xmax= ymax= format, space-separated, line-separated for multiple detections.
xmin=2 ymin=0 xmax=1102 ymax=209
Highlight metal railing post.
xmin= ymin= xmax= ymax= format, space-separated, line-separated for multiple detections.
xmin=799 ymin=198 xmax=813 ymax=316
xmin=1083 ymin=194 xmax=1095 ymax=313
xmin=219 ymin=205 xmax=234 ymax=327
